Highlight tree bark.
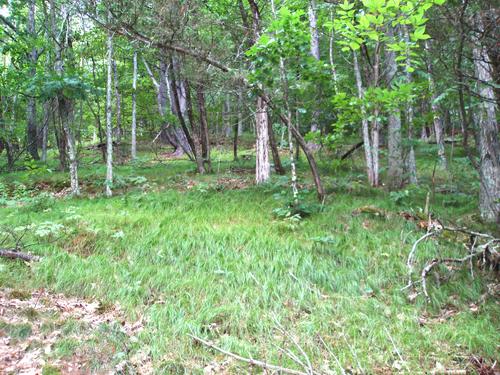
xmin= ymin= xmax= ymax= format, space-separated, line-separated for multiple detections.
xmin=184 ymin=79 xmax=206 ymax=174
xmin=353 ymin=52 xmax=375 ymax=186
xmin=402 ymin=25 xmax=418 ymax=185
xmin=237 ymin=89 xmax=244 ymax=136
xmin=131 ymin=50 xmax=138 ymax=159
xmin=26 ymin=0 xmax=39 ymax=160
xmin=196 ymin=86 xmax=212 ymax=172
xmin=267 ymin=115 xmax=285 ymax=175
xmin=54 ymin=3 xmax=78 ymax=194
xmin=385 ymin=27 xmax=404 ymax=190
xmin=255 ymin=97 xmax=271 ymax=184
xmin=307 ymin=0 xmax=321 ymax=146
xmin=472 ymin=14 xmax=500 ymax=223
xmin=105 ymin=19 xmax=114 ymax=197
xmin=224 ymin=94 xmax=232 ymax=138
xmin=425 ymin=41 xmax=447 ymax=169
xmin=112 ymin=59 xmax=122 ymax=143
xmin=247 ymin=0 xmax=271 ymax=183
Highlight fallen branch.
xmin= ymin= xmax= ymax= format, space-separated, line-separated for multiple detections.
xmin=189 ymin=334 xmax=309 ymax=375
xmin=405 ymin=224 xmax=499 ymax=300
xmin=421 ymin=246 xmax=498 ymax=301
xmin=341 ymin=141 xmax=363 ymax=160
xmin=0 ymin=248 xmax=40 ymax=262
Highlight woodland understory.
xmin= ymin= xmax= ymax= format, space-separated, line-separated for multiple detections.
xmin=0 ymin=0 xmax=499 ymax=374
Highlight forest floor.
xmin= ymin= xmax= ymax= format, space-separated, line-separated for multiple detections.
xmin=0 ymin=140 xmax=498 ymax=374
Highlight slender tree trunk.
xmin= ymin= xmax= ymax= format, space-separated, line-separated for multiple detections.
xmin=307 ymin=0 xmax=321 ymax=147
xmin=328 ymin=10 xmax=339 ymax=93
xmin=402 ymin=25 xmax=418 ymax=184
xmin=247 ymin=0 xmax=271 ymax=183
xmin=90 ymin=55 xmax=105 ymax=161
xmin=353 ymin=52 xmax=375 ymax=186
xmin=425 ymin=41 xmax=447 ymax=169
xmin=196 ymin=86 xmax=211 ymax=172
xmin=267 ymin=117 xmax=285 ymax=175
xmin=26 ymin=0 xmax=39 ymax=160
xmin=271 ymin=0 xmax=299 ymax=201
xmin=41 ymin=100 xmax=50 ymax=162
xmin=224 ymin=95 xmax=232 ymax=138
xmin=131 ymin=50 xmax=138 ymax=160
xmin=105 ymin=21 xmax=114 ymax=197
xmin=472 ymin=15 xmax=500 ymax=223
xmin=53 ymin=3 xmax=78 ymax=194
xmin=255 ymin=97 xmax=271 ymax=184
xmin=233 ymin=97 xmax=239 ymax=161
xmin=60 ymin=98 xmax=79 ymax=195
xmin=238 ymin=89 xmax=244 ymax=136
xmin=184 ymin=79 xmax=205 ymax=174
xmin=112 ymin=59 xmax=122 ymax=143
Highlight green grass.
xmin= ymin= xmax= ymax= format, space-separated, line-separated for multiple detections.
xmin=0 ymin=142 xmax=498 ymax=373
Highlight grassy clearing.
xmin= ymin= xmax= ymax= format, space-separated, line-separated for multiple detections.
xmin=0 ymin=143 xmax=498 ymax=374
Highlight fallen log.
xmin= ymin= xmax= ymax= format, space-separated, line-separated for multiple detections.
xmin=0 ymin=248 xmax=40 ymax=262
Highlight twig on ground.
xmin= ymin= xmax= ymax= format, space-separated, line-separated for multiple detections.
xmin=384 ymin=327 xmax=410 ymax=373
xmin=318 ymin=335 xmax=346 ymax=375
xmin=272 ymin=315 xmax=315 ymax=375
xmin=188 ymin=334 xmax=309 ymax=375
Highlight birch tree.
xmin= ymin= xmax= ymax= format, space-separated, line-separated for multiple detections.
xmin=105 ymin=19 xmax=113 ymax=197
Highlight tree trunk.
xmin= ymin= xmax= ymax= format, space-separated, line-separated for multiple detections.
xmin=307 ymin=0 xmax=321 ymax=145
xmin=90 ymin=55 xmax=105 ymax=161
xmin=267 ymin=117 xmax=285 ymax=175
xmin=184 ymin=79 xmax=205 ymax=174
xmin=353 ymin=52 xmax=375 ymax=186
xmin=224 ymin=95 xmax=232 ymax=138
xmin=53 ymin=3 xmax=78 ymax=194
xmin=26 ymin=0 xmax=39 ymax=160
xmin=271 ymin=0 xmax=299 ymax=201
xmin=425 ymin=41 xmax=447 ymax=169
xmin=196 ymin=86 xmax=212 ymax=172
xmin=112 ymin=59 xmax=122 ymax=143
xmin=247 ymin=0 xmax=272 ymax=183
xmin=105 ymin=20 xmax=113 ymax=197
xmin=472 ymin=15 xmax=500 ymax=223
xmin=41 ymin=100 xmax=50 ymax=162
xmin=402 ymin=25 xmax=418 ymax=185
xmin=237 ymin=89 xmax=244 ymax=136
xmin=131 ymin=51 xmax=138 ymax=160
xmin=385 ymin=27 xmax=404 ymax=190
xmin=255 ymin=97 xmax=271 ymax=184
xmin=60 ymin=98 xmax=79 ymax=195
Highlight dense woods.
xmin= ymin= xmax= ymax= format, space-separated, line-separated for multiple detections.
xmin=0 ymin=0 xmax=499 ymax=373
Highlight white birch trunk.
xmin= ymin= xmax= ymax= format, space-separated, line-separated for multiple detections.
xmin=255 ymin=96 xmax=270 ymax=184
xmin=105 ymin=22 xmax=113 ymax=197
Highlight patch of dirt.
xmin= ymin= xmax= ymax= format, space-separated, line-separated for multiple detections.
xmin=0 ymin=288 xmax=146 ymax=374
